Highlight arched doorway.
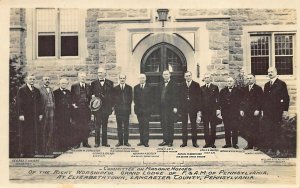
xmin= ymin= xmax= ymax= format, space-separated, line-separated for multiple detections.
xmin=141 ymin=42 xmax=187 ymax=121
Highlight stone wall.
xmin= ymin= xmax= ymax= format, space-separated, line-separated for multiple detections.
xmin=10 ymin=8 xmax=26 ymax=64
xmin=9 ymin=8 xmax=297 ymax=112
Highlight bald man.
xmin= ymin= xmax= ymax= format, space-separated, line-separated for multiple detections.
xmin=71 ymin=72 xmax=92 ymax=148
xmin=54 ymin=78 xmax=72 ymax=152
xmin=219 ymin=77 xmax=242 ymax=149
xmin=16 ymin=74 xmax=43 ymax=157
xmin=158 ymin=70 xmax=179 ymax=147
xmin=134 ymin=74 xmax=153 ymax=147
xmin=90 ymin=67 xmax=114 ymax=147
xmin=262 ymin=67 xmax=289 ymax=156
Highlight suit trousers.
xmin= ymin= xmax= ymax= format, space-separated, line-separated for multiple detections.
xmin=116 ymin=114 xmax=130 ymax=145
xmin=223 ymin=116 xmax=239 ymax=146
xmin=94 ymin=112 xmax=109 ymax=146
xmin=137 ymin=114 xmax=150 ymax=144
xmin=202 ymin=111 xmax=217 ymax=146
xmin=161 ymin=106 xmax=175 ymax=144
xmin=262 ymin=115 xmax=283 ymax=151
xmin=181 ymin=109 xmax=198 ymax=145
xmin=243 ymin=116 xmax=260 ymax=148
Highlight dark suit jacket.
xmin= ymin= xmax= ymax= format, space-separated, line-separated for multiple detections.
xmin=263 ymin=78 xmax=289 ymax=121
xmin=240 ymin=84 xmax=263 ymax=117
xmin=219 ymin=86 xmax=242 ymax=119
xmin=134 ymin=83 xmax=153 ymax=115
xmin=159 ymin=79 xmax=179 ymax=112
xmin=54 ymin=88 xmax=72 ymax=122
xmin=113 ymin=84 xmax=133 ymax=116
xmin=179 ymin=80 xmax=201 ymax=113
xmin=71 ymin=82 xmax=91 ymax=107
xmin=200 ymin=83 xmax=219 ymax=113
xmin=90 ymin=79 xmax=114 ymax=115
xmin=16 ymin=84 xmax=43 ymax=118
xmin=39 ymin=86 xmax=55 ymax=112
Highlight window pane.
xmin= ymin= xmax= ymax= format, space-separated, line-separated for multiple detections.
xmin=275 ymin=34 xmax=294 ymax=75
xmin=251 ymin=57 xmax=269 ymax=75
xmin=38 ymin=34 xmax=55 ymax=57
xmin=275 ymin=56 xmax=293 ymax=75
xmin=250 ymin=35 xmax=270 ymax=75
xmin=61 ymin=34 xmax=78 ymax=56
xmin=167 ymin=48 xmax=183 ymax=72
xmin=36 ymin=9 xmax=56 ymax=32
xmin=145 ymin=48 xmax=160 ymax=72
xmin=60 ymin=9 xmax=79 ymax=32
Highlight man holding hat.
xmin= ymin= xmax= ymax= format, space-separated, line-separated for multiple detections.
xmin=90 ymin=67 xmax=114 ymax=147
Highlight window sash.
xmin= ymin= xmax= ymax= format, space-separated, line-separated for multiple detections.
xmin=36 ymin=8 xmax=79 ymax=58
xmin=250 ymin=33 xmax=294 ymax=75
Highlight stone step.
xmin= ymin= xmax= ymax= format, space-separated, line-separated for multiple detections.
xmin=91 ymin=123 xmax=225 ymax=139
xmin=106 ymin=131 xmax=225 ymax=139
xmin=107 ymin=124 xmax=225 ymax=134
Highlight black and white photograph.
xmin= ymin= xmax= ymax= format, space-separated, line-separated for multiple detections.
xmin=0 ymin=0 xmax=299 ymax=187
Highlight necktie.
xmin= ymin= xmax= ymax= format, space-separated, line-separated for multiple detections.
xmin=206 ymin=84 xmax=209 ymax=88
xmin=31 ymin=85 xmax=34 ymax=91
xmin=249 ymin=85 xmax=251 ymax=91
xmin=270 ymin=81 xmax=273 ymax=86
xmin=140 ymin=84 xmax=143 ymax=90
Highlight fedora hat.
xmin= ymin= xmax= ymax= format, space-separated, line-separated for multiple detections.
xmin=89 ymin=97 xmax=102 ymax=111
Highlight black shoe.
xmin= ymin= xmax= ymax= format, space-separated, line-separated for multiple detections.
xmin=102 ymin=144 xmax=110 ymax=147
xmin=180 ymin=144 xmax=187 ymax=147
xmin=144 ymin=143 xmax=149 ymax=147
xmin=233 ymin=145 xmax=239 ymax=149
xmin=83 ymin=144 xmax=91 ymax=148
xmin=193 ymin=144 xmax=199 ymax=148
xmin=115 ymin=143 xmax=122 ymax=147
xmin=137 ymin=142 xmax=144 ymax=146
xmin=94 ymin=144 xmax=100 ymax=148
xmin=168 ymin=143 xmax=173 ymax=147
xmin=222 ymin=144 xmax=232 ymax=148
xmin=243 ymin=145 xmax=253 ymax=150
xmin=211 ymin=145 xmax=216 ymax=148
xmin=159 ymin=142 xmax=168 ymax=146
xmin=203 ymin=144 xmax=210 ymax=148
xmin=124 ymin=143 xmax=131 ymax=147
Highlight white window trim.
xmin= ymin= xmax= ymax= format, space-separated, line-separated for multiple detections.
xmin=33 ymin=8 xmax=86 ymax=61
xmin=243 ymin=25 xmax=297 ymax=81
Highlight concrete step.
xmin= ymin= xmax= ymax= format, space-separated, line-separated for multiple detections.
xmin=91 ymin=123 xmax=225 ymax=139
xmin=106 ymin=131 xmax=225 ymax=139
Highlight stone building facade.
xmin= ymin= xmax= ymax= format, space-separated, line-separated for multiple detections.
xmin=10 ymin=8 xmax=297 ymax=123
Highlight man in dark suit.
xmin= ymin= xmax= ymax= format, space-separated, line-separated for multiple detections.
xmin=54 ymin=78 xmax=72 ymax=152
xmin=134 ymin=74 xmax=153 ymax=147
xmin=262 ymin=67 xmax=289 ymax=156
xmin=240 ymin=74 xmax=263 ymax=151
xmin=113 ymin=74 xmax=133 ymax=147
xmin=90 ymin=67 xmax=114 ymax=147
xmin=179 ymin=71 xmax=201 ymax=148
xmin=158 ymin=70 xmax=179 ymax=147
xmin=39 ymin=76 xmax=55 ymax=155
xmin=16 ymin=74 xmax=43 ymax=157
xmin=219 ymin=77 xmax=242 ymax=149
xmin=200 ymin=73 xmax=220 ymax=148
xmin=71 ymin=72 xmax=91 ymax=148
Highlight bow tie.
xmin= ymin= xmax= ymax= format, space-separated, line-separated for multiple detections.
xmin=100 ymin=79 xmax=105 ymax=82
xmin=228 ymin=87 xmax=233 ymax=89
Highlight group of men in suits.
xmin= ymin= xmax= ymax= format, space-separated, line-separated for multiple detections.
xmin=16 ymin=66 xmax=290 ymax=157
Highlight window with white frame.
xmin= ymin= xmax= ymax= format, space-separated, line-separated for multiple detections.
xmin=36 ymin=8 xmax=79 ymax=58
xmin=250 ymin=32 xmax=295 ymax=75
